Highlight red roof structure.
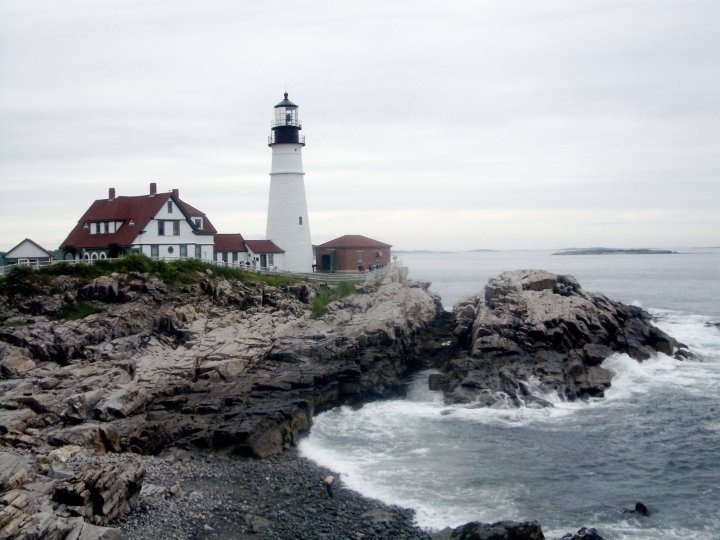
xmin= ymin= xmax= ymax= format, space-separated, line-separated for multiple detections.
xmin=214 ymin=233 xmax=247 ymax=252
xmin=316 ymin=235 xmax=391 ymax=249
xmin=244 ymin=240 xmax=285 ymax=254
xmin=315 ymin=234 xmax=392 ymax=272
xmin=60 ymin=186 xmax=216 ymax=251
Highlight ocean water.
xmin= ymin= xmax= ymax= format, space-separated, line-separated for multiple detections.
xmin=299 ymin=249 xmax=720 ymax=539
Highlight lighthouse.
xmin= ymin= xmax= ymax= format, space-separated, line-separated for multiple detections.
xmin=266 ymin=93 xmax=314 ymax=272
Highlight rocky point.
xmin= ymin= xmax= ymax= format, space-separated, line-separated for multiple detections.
xmin=0 ymin=263 xmax=691 ymax=537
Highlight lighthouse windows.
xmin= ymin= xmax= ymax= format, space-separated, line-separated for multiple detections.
xmin=299 ymin=216 xmax=303 ymax=225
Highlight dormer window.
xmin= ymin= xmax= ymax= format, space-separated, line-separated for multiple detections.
xmin=194 ymin=217 xmax=203 ymax=229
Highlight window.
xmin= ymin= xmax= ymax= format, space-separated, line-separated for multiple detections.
xmin=299 ymin=216 xmax=303 ymax=225
xmin=180 ymin=245 xmax=187 ymax=257
xmin=232 ymin=252 xmax=238 ymax=262
xmin=94 ymin=223 xmax=100 ymax=234
xmin=195 ymin=245 xmax=202 ymax=259
xmin=173 ymin=221 xmax=180 ymax=236
xmin=151 ymin=245 xmax=159 ymax=258
xmin=356 ymin=251 xmax=364 ymax=263
xmin=158 ymin=220 xmax=165 ymax=236
xmin=194 ymin=218 xmax=202 ymax=229
xmin=103 ymin=222 xmax=109 ymax=233
xmin=268 ymin=253 xmax=274 ymax=266
xmin=167 ymin=201 xmax=173 ymax=213
xmin=222 ymin=252 xmax=228 ymax=263
xmin=168 ymin=246 xmax=174 ymax=254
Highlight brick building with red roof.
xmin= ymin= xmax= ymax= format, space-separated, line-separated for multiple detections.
xmin=315 ymin=234 xmax=391 ymax=272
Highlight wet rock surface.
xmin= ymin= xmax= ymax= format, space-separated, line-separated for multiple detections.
xmin=0 ymin=265 xmax=686 ymax=537
xmin=433 ymin=519 xmax=545 ymax=539
xmin=1 ymin=267 xmax=442 ymax=536
xmin=435 ymin=269 xmax=691 ymax=405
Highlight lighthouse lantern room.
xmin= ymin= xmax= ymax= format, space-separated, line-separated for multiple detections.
xmin=269 ymin=93 xmax=305 ymax=146
xmin=265 ymin=93 xmax=314 ymax=272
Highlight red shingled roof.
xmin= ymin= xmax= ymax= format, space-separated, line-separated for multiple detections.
xmin=316 ymin=235 xmax=391 ymax=249
xmin=244 ymin=240 xmax=285 ymax=254
xmin=214 ymin=233 xmax=247 ymax=252
xmin=60 ymin=192 xmax=217 ymax=250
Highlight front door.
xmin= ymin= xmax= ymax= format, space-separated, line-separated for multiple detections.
xmin=321 ymin=254 xmax=332 ymax=272
xmin=260 ymin=254 xmax=267 ymax=268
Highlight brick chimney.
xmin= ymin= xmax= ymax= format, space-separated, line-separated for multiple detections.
xmin=172 ymin=188 xmax=179 ymax=200
xmin=108 ymin=187 xmax=116 ymax=200
xmin=150 ymin=182 xmax=157 ymax=196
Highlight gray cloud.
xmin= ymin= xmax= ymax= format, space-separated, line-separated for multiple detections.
xmin=1 ymin=0 xmax=718 ymax=251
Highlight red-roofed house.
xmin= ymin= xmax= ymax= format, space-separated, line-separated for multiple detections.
xmin=315 ymin=235 xmax=391 ymax=272
xmin=214 ymin=233 xmax=247 ymax=266
xmin=245 ymin=240 xmax=285 ymax=270
xmin=213 ymin=235 xmax=285 ymax=270
xmin=60 ymin=183 xmax=217 ymax=261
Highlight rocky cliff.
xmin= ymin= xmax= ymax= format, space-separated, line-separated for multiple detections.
xmin=0 ymin=265 xmax=441 ymax=536
xmin=0 ymin=265 xmax=692 ymax=537
xmin=431 ymin=269 xmax=691 ymax=406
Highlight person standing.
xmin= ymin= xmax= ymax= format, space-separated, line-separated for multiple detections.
xmin=322 ymin=475 xmax=335 ymax=498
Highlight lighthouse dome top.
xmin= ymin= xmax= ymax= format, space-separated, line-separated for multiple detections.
xmin=274 ymin=93 xmax=298 ymax=109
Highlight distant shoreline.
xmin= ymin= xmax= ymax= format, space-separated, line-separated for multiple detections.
xmin=552 ymin=248 xmax=678 ymax=256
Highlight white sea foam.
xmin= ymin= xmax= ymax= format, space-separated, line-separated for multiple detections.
xmin=300 ymin=310 xmax=720 ymax=533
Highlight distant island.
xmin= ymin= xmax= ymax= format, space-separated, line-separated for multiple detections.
xmin=553 ymin=248 xmax=678 ymax=256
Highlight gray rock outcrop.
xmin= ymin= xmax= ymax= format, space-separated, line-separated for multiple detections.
xmin=1 ymin=264 xmax=692 ymax=536
xmin=432 ymin=519 xmax=545 ymax=539
xmin=0 ymin=267 xmax=439 ymax=459
xmin=435 ymin=269 xmax=688 ymax=405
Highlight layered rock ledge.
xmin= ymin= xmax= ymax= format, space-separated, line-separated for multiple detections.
xmin=432 ymin=269 xmax=691 ymax=406
xmin=1 ymin=266 xmax=440 ymax=536
xmin=0 ymin=265 xmax=690 ymax=537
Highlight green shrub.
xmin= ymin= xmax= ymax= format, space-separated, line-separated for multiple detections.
xmin=110 ymin=253 xmax=153 ymax=273
xmin=311 ymin=289 xmax=331 ymax=316
xmin=310 ymin=281 xmax=357 ymax=316
xmin=334 ymin=280 xmax=357 ymax=299
xmin=0 ymin=265 xmax=43 ymax=296
xmin=44 ymin=262 xmax=102 ymax=279
xmin=50 ymin=300 xmax=102 ymax=321
xmin=2 ymin=254 xmax=306 ymax=296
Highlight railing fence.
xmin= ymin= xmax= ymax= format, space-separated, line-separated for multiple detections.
xmin=0 ymin=257 xmax=400 ymax=283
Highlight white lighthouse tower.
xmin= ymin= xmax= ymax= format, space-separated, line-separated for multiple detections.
xmin=266 ymin=93 xmax=314 ymax=272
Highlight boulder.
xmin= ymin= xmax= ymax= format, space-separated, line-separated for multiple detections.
xmin=440 ymin=270 xmax=691 ymax=404
xmin=561 ymin=527 xmax=605 ymax=540
xmin=0 ymin=452 xmax=31 ymax=491
xmin=0 ymin=343 xmax=36 ymax=377
xmin=53 ymin=461 xmax=144 ymax=525
xmin=433 ymin=520 xmax=545 ymax=539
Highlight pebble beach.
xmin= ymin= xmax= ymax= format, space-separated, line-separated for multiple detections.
xmin=110 ymin=448 xmax=431 ymax=539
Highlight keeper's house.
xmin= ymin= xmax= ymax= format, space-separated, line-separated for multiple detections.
xmin=60 ymin=183 xmax=216 ymax=261
xmin=315 ymin=234 xmax=391 ymax=272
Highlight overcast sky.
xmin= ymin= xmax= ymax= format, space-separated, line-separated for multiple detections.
xmin=1 ymin=0 xmax=718 ymax=252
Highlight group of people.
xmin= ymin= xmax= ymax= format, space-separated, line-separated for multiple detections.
xmin=357 ymin=263 xmax=383 ymax=273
